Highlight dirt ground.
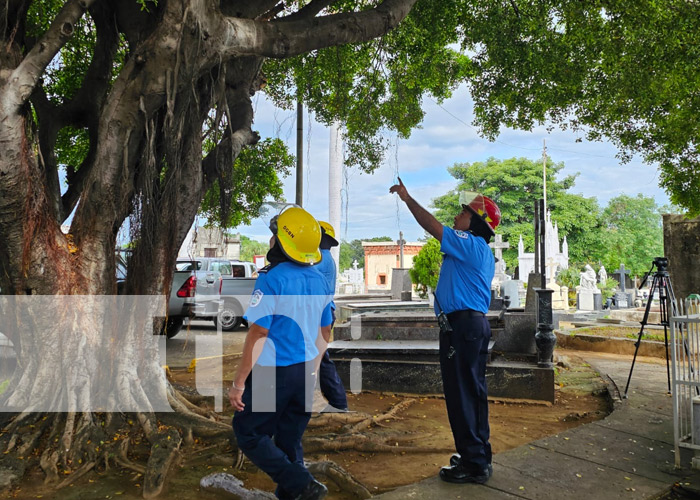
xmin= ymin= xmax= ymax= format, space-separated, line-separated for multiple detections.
xmin=3 ymin=349 xmax=612 ymax=500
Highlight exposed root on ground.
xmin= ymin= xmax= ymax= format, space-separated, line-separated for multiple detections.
xmin=307 ymin=412 xmax=371 ymax=428
xmin=307 ymin=460 xmax=372 ymax=499
xmin=0 ymin=398 xmax=236 ymax=499
xmin=344 ymin=398 xmax=416 ymax=434
xmin=113 ymin=439 xmax=146 ymax=474
xmin=303 ymin=432 xmax=448 ymax=454
xmin=143 ymin=427 xmax=181 ymax=499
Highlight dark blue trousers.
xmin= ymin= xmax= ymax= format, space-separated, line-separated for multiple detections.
xmin=440 ymin=310 xmax=492 ymax=471
xmin=233 ymin=362 xmax=314 ymax=498
xmin=319 ymin=309 xmax=348 ymax=409
xmin=319 ymin=351 xmax=348 ymax=409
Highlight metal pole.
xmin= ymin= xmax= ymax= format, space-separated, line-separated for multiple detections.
xmin=296 ymin=96 xmax=304 ymax=207
xmin=539 ymin=198 xmax=546 ymax=289
xmin=534 ymin=200 xmax=540 ymax=274
xmin=542 ymin=139 xmax=547 ymax=214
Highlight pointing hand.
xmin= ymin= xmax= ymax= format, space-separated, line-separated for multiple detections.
xmin=389 ymin=177 xmax=410 ymax=202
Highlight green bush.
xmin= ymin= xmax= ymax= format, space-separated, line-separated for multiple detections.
xmin=556 ymin=266 xmax=581 ymax=290
xmin=556 ymin=266 xmax=581 ymax=307
xmin=597 ymin=278 xmax=619 ymax=302
xmin=409 ymin=238 xmax=442 ymax=298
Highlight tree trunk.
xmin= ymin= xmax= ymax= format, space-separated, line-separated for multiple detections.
xmin=0 ymin=0 xmax=420 ymax=495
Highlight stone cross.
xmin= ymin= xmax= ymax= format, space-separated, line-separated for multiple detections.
xmin=489 ymin=235 xmax=510 ymax=273
xmin=614 ymin=263 xmax=631 ymax=292
xmin=352 ymin=260 xmax=359 ymax=270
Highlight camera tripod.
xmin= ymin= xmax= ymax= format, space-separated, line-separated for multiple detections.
xmin=623 ymin=257 xmax=690 ymax=398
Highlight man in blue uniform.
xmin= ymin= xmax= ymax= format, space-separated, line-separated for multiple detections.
xmin=229 ymin=207 xmax=332 ymax=500
xmin=315 ymin=221 xmax=349 ymax=412
xmin=389 ymin=177 xmax=501 ymax=484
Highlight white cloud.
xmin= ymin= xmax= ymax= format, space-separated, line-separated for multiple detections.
xmin=237 ymin=83 xmax=670 ymax=243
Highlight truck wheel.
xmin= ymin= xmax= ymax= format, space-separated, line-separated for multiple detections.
xmin=215 ymin=300 xmax=242 ymax=331
xmin=157 ymin=318 xmax=184 ymax=339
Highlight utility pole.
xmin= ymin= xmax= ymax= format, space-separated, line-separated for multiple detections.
xmin=542 ymin=139 xmax=547 ymax=214
xmin=329 ymin=122 xmax=342 ymax=272
xmin=295 ymin=96 xmax=303 ymax=207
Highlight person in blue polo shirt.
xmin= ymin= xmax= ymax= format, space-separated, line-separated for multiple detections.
xmin=390 ymin=177 xmax=501 ymax=485
xmin=229 ymin=206 xmax=332 ymax=500
xmin=315 ymin=220 xmax=349 ymax=413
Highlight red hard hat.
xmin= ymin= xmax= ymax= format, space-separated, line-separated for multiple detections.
xmin=459 ymin=191 xmax=501 ymax=235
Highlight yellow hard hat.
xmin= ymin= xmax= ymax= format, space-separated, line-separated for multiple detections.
xmin=318 ymin=220 xmax=339 ymax=247
xmin=318 ymin=220 xmax=336 ymax=239
xmin=273 ymin=207 xmax=322 ymax=265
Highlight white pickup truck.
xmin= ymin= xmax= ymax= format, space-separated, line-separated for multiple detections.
xmin=163 ymin=258 xmax=227 ymax=338
xmin=213 ymin=260 xmax=258 ymax=331
xmin=170 ymin=258 xmax=259 ymax=333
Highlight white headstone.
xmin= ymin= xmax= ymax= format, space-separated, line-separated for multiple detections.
xmin=578 ymin=289 xmax=595 ymax=311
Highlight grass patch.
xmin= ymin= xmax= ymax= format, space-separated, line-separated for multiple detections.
xmin=568 ymin=325 xmax=665 ymax=342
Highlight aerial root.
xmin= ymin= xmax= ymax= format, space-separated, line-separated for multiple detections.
xmin=307 ymin=460 xmax=372 ymax=499
xmin=307 ymin=412 xmax=371 ymax=428
xmin=157 ymin=410 xmax=231 ymax=439
xmin=233 ymin=448 xmax=245 ymax=470
xmin=112 ymin=438 xmax=146 ymax=474
xmin=303 ymin=432 xmax=447 ymax=454
xmin=55 ymin=461 xmax=95 ymax=491
xmin=345 ymin=398 xmax=417 ymax=434
xmin=172 ymin=389 xmax=213 ymax=418
xmin=39 ymin=448 xmax=59 ymax=484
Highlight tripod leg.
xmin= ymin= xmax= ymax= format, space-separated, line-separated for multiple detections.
xmin=664 ymin=324 xmax=671 ymax=394
xmin=624 ymin=276 xmax=659 ymax=398
xmin=659 ymin=284 xmax=672 ymax=393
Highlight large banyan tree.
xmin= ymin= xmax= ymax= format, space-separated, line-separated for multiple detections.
xmin=1 ymin=0 xmax=699 ymax=496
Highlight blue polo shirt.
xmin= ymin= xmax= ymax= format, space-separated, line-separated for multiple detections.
xmin=316 ymin=249 xmax=337 ymax=310
xmin=243 ymin=261 xmax=333 ymax=367
xmin=434 ymin=226 xmax=494 ymax=315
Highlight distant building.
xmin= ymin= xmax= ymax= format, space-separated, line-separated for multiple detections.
xmin=179 ymin=226 xmax=241 ymax=260
xmin=362 ymin=241 xmax=424 ymax=292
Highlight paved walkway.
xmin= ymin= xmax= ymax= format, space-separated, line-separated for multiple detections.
xmin=376 ymin=351 xmax=700 ymax=500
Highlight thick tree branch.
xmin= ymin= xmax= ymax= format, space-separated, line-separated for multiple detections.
xmin=6 ymin=0 xmax=96 ymax=108
xmin=278 ymin=0 xmax=337 ymax=22
xmin=220 ymin=1 xmax=280 ymax=20
xmin=214 ymin=0 xmax=418 ymax=59
xmin=62 ymin=2 xmax=120 ymax=125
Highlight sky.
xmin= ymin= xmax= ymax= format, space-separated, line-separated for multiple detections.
xmin=234 ymin=83 xmax=670 ymax=244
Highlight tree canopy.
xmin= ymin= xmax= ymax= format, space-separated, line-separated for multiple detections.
xmin=463 ymin=0 xmax=700 ymax=215
xmin=597 ymin=194 xmax=664 ymax=275
xmin=431 ymin=157 xmax=603 ymax=269
xmin=238 ymin=234 xmax=270 ymax=263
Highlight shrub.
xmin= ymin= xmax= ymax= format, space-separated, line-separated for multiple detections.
xmin=409 ymin=238 xmax=442 ymax=298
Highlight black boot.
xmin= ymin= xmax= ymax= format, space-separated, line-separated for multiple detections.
xmin=450 ymin=453 xmax=493 ymax=476
xmin=294 ymin=479 xmax=327 ymax=500
xmin=440 ymin=463 xmax=490 ymax=484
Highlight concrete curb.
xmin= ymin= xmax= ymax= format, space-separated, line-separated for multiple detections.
xmin=555 ymin=329 xmax=667 ymax=359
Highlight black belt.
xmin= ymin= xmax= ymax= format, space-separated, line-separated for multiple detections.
xmin=447 ymin=309 xmax=485 ymax=319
